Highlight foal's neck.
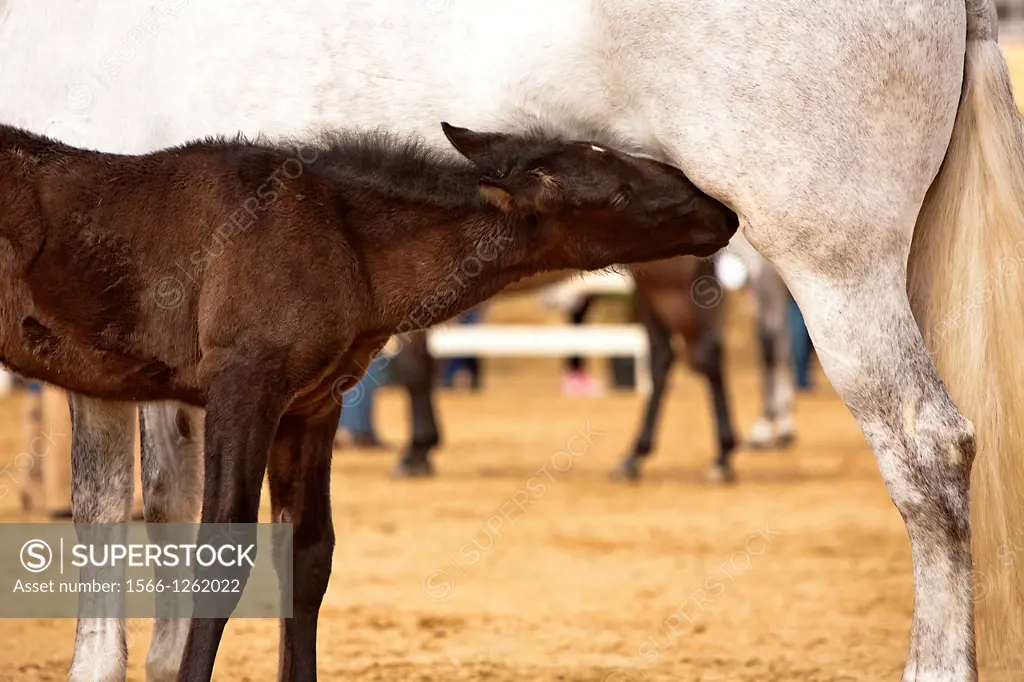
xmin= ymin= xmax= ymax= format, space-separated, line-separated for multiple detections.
xmin=359 ymin=206 xmax=545 ymax=332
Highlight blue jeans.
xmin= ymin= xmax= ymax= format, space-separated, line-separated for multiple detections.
xmin=339 ymin=355 xmax=388 ymax=437
xmin=788 ymin=295 xmax=813 ymax=389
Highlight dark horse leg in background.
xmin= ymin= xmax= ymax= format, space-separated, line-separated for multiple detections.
xmin=686 ymin=295 xmax=738 ymax=482
xmin=618 ymin=258 xmax=738 ymax=482
xmin=392 ymin=331 xmax=440 ymax=477
xmin=388 ymin=271 xmax=575 ymax=478
xmin=617 ymin=294 xmax=674 ymax=480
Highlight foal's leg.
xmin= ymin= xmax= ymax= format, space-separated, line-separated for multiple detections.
xmin=66 ymin=394 xmax=135 ymax=682
xmin=268 ymin=406 xmax=339 ymax=682
xmin=139 ymin=402 xmax=204 ymax=682
xmin=178 ymin=352 xmax=291 ymax=682
xmin=618 ymin=294 xmax=675 ymax=481
xmin=393 ymin=331 xmax=440 ymax=477
xmin=746 ymin=262 xmax=795 ymax=449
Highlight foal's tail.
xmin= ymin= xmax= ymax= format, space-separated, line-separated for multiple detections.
xmin=907 ymin=0 xmax=1024 ymax=671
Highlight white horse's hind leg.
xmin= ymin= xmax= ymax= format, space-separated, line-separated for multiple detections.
xmin=66 ymin=394 xmax=135 ymax=682
xmin=776 ymin=254 xmax=975 ymax=680
xmin=138 ymin=402 xmax=204 ymax=682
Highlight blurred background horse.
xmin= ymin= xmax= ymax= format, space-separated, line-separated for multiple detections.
xmin=380 ymin=249 xmax=801 ymax=484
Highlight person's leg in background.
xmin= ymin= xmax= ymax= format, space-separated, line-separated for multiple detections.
xmin=787 ymin=293 xmax=814 ymax=391
xmin=562 ymin=294 xmax=603 ymax=397
xmin=335 ymin=354 xmax=388 ymax=449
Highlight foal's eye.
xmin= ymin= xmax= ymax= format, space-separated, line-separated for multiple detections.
xmin=610 ymin=186 xmax=632 ymax=210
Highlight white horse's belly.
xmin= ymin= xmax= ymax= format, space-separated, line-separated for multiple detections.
xmin=620 ymin=0 xmax=966 ymax=260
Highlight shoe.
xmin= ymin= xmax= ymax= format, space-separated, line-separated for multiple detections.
xmin=561 ymin=370 xmax=604 ymax=397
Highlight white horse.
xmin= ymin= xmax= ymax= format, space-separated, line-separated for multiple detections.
xmin=1 ymin=0 xmax=1021 ymax=680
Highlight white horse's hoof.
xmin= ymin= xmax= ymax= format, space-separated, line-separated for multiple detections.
xmin=746 ymin=418 xmax=775 ymax=450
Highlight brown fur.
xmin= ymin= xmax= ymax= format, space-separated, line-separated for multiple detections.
xmin=0 ymin=122 xmax=736 ymax=411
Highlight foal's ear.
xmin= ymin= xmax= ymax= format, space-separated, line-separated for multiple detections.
xmin=442 ymin=122 xmax=513 ymax=166
xmin=478 ymin=170 xmax=564 ymax=215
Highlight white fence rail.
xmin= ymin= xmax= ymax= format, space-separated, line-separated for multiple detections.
xmin=426 ymin=271 xmax=651 ymax=395
xmin=427 ymin=324 xmax=652 ymax=395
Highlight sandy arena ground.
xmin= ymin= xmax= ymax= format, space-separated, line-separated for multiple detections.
xmin=0 ymin=288 xmax=926 ymax=682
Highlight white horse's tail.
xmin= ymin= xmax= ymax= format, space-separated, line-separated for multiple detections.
xmin=908 ymin=0 xmax=1024 ymax=671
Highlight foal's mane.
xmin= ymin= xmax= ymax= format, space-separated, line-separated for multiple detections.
xmin=0 ymin=123 xmax=75 ymax=160
xmin=0 ymin=121 xmax=570 ymax=209
xmin=298 ymin=127 xmax=567 ymax=207
xmin=262 ymin=127 xmax=568 ymax=208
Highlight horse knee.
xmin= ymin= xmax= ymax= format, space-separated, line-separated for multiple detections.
xmin=876 ymin=395 xmax=975 ymax=533
xmin=688 ymin=338 xmax=722 ymax=378
xmin=648 ymin=346 xmax=674 ymax=387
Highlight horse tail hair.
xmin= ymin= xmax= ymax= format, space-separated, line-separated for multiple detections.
xmin=907 ymin=0 xmax=1024 ymax=672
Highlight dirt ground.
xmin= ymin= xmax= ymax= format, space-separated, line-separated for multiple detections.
xmin=0 ymin=287 xmax=928 ymax=682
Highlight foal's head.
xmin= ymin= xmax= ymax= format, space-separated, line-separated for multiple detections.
xmin=441 ymin=123 xmax=738 ymax=268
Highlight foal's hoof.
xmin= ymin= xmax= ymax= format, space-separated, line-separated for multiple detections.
xmin=392 ymin=459 xmax=435 ymax=478
xmin=705 ymin=465 xmax=737 ymax=484
xmin=610 ymin=457 xmax=642 ymax=482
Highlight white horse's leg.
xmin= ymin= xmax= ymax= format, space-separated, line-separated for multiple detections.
xmin=66 ymin=393 xmax=135 ymax=682
xmin=779 ymin=254 xmax=976 ymax=681
xmin=138 ymin=402 xmax=204 ymax=682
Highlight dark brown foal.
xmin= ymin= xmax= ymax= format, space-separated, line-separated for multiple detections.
xmin=0 ymin=121 xmax=736 ymax=680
